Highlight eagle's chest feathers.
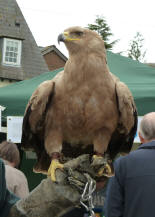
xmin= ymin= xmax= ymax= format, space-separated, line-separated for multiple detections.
xmin=49 ymin=74 xmax=118 ymax=141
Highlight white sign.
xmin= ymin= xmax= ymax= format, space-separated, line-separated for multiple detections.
xmin=134 ymin=116 xmax=143 ymax=143
xmin=7 ymin=116 xmax=23 ymax=143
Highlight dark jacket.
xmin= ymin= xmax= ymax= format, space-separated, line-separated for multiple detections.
xmin=105 ymin=140 xmax=155 ymax=217
xmin=0 ymin=159 xmax=19 ymax=217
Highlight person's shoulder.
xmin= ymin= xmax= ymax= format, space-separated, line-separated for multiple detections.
xmin=115 ymin=150 xmax=139 ymax=164
xmin=5 ymin=164 xmax=15 ymax=172
xmin=114 ymin=155 xmax=127 ymax=165
xmin=114 ymin=153 xmax=134 ymax=172
xmin=114 ymin=150 xmax=140 ymax=172
xmin=14 ymin=167 xmax=27 ymax=178
xmin=6 ymin=166 xmax=27 ymax=180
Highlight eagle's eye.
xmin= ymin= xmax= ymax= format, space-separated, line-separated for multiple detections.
xmin=74 ymin=31 xmax=83 ymax=36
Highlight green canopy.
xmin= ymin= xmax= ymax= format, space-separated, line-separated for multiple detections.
xmin=0 ymin=68 xmax=63 ymax=121
xmin=0 ymin=51 xmax=155 ymax=121
xmin=107 ymin=52 xmax=155 ymax=115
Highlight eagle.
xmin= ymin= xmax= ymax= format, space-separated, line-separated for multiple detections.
xmin=21 ymin=26 xmax=137 ymax=182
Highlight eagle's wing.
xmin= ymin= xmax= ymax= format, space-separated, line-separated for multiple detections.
xmin=115 ymin=80 xmax=137 ymax=134
xmin=27 ymin=80 xmax=55 ymax=132
xmin=21 ymin=71 xmax=64 ymax=172
xmin=107 ymin=73 xmax=137 ymax=159
xmin=22 ymin=71 xmax=64 ymax=145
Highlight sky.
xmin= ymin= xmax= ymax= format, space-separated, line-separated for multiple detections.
xmin=16 ymin=0 xmax=155 ymax=62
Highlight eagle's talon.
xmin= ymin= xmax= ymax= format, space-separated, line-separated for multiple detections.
xmin=91 ymin=154 xmax=105 ymax=165
xmin=92 ymin=155 xmax=114 ymax=177
xmin=48 ymin=159 xmax=64 ymax=182
xmin=98 ymin=163 xmax=114 ymax=177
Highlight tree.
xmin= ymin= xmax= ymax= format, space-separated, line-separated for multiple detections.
xmin=128 ymin=32 xmax=146 ymax=62
xmin=87 ymin=15 xmax=119 ymax=50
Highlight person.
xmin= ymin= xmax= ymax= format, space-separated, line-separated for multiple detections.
xmin=104 ymin=112 xmax=155 ymax=217
xmin=0 ymin=158 xmax=19 ymax=217
xmin=0 ymin=141 xmax=29 ymax=198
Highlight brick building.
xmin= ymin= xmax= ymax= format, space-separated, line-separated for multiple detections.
xmin=40 ymin=45 xmax=67 ymax=71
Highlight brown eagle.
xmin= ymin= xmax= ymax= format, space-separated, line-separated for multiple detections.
xmin=21 ymin=26 xmax=137 ymax=182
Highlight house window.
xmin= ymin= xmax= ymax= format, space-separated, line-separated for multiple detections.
xmin=2 ymin=38 xmax=22 ymax=66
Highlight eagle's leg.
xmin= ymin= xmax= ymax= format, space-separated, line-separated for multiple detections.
xmin=45 ymin=131 xmax=64 ymax=182
xmin=93 ymin=130 xmax=114 ymax=177
xmin=47 ymin=152 xmax=64 ymax=182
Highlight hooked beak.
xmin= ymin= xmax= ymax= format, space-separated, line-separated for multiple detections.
xmin=58 ymin=32 xmax=69 ymax=44
xmin=58 ymin=31 xmax=80 ymax=44
xmin=58 ymin=33 xmax=65 ymax=44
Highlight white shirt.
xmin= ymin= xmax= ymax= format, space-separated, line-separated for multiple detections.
xmin=4 ymin=163 xmax=29 ymax=199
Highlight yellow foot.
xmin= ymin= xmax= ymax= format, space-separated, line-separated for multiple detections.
xmin=47 ymin=159 xmax=64 ymax=182
xmin=92 ymin=155 xmax=114 ymax=177
xmin=93 ymin=155 xmax=103 ymax=160
xmin=98 ymin=163 xmax=114 ymax=177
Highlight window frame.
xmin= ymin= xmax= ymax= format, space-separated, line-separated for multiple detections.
xmin=2 ymin=38 xmax=22 ymax=66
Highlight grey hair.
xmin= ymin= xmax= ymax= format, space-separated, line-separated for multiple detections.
xmin=139 ymin=112 xmax=155 ymax=141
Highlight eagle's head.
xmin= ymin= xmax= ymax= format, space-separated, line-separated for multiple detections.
xmin=58 ymin=26 xmax=106 ymax=55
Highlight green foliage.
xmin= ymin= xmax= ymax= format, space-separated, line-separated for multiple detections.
xmin=128 ymin=32 xmax=146 ymax=62
xmin=87 ymin=15 xmax=119 ymax=50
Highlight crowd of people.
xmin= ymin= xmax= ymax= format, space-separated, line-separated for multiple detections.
xmin=1 ymin=112 xmax=155 ymax=217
